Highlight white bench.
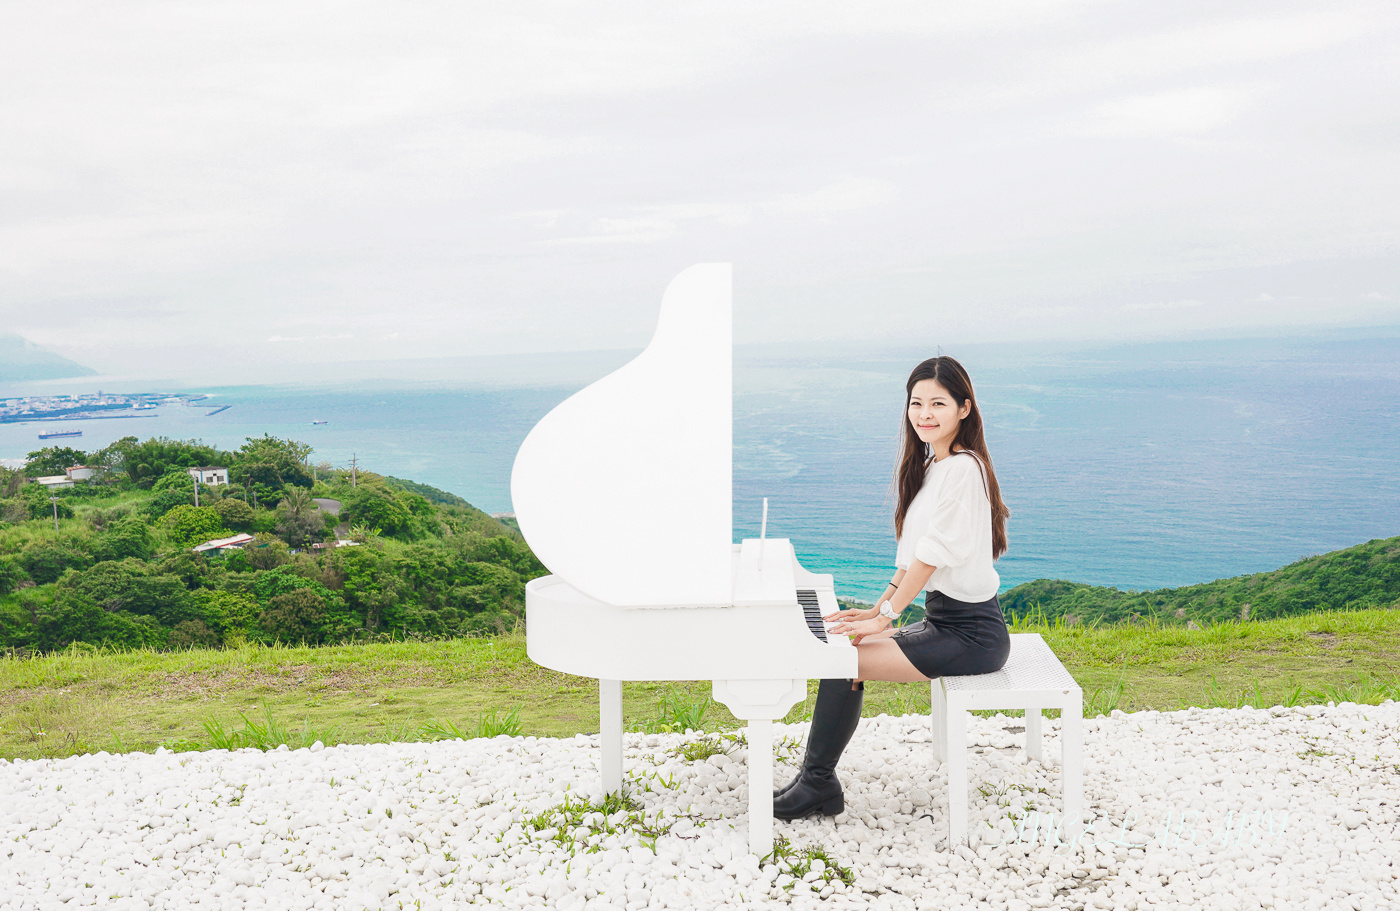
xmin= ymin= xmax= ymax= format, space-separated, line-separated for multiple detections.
xmin=930 ymin=632 xmax=1083 ymax=848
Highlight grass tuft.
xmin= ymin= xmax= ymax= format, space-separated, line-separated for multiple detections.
xmin=763 ymin=835 xmax=855 ymax=892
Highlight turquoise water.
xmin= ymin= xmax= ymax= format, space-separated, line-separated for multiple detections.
xmin=3 ymin=334 xmax=1398 ymax=602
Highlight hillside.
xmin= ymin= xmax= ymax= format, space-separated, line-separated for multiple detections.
xmin=1001 ymin=535 xmax=1400 ymax=626
xmin=0 ymin=335 xmax=97 ymax=381
xmin=0 ymin=435 xmax=544 ymax=654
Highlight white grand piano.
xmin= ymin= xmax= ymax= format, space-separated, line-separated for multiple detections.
xmin=511 ymin=263 xmax=858 ymax=855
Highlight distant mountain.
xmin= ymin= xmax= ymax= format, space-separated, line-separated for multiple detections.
xmin=0 ymin=335 xmax=97 ymax=382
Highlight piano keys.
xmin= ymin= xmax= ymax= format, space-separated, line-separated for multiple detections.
xmin=512 ymin=263 xmax=858 ymax=855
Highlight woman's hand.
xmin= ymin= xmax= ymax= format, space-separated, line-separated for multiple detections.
xmin=824 ymin=606 xmax=879 ymax=623
xmin=827 ymin=614 xmax=892 ymax=646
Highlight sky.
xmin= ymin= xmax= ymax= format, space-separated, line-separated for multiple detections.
xmin=2 ymin=1 xmax=1398 ymax=384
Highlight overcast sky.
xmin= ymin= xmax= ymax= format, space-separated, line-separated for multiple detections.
xmin=2 ymin=1 xmax=1398 ymax=383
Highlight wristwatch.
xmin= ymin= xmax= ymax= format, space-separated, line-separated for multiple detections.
xmin=878 ymin=600 xmax=899 ymax=620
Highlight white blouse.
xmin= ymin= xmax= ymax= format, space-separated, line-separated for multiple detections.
xmin=894 ymin=450 xmax=1000 ymax=603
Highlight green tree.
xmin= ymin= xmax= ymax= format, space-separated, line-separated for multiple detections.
xmin=242 ymin=533 xmax=291 ymax=570
xmin=23 ymin=446 xmax=88 ymax=477
xmin=152 ymin=465 xmax=201 ymax=494
xmin=112 ymin=437 xmax=229 ymax=489
xmin=233 ymin=436 xmax=313 ymax=504
xmin=59 ymin=560 xmax=202 ymax=627
xmin=275 ymin=485 xmax=323 ymax=548
xmin=33 ymin=591 xmax=165 ymax=651
xmin=211 ymin=497 xmax=255 ymax=531
xmin=18 ymin=540 xmax=92 ymax=584
xmin=341 ymin=484 xmax=412 ymax=538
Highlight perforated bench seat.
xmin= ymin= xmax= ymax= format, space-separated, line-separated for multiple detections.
xmin=931 ymin=633 xmax=1084 ymax=848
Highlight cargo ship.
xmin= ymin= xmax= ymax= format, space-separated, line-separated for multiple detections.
xmin=38 ymin=429 xmax=82 ymax=440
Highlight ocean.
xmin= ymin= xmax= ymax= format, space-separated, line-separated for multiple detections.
xmin=3 ymin=333 xmax=1398 ymax=602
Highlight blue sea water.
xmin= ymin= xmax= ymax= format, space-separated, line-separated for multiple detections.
xmin=3 ymin=334 xmax=1398 ymax=602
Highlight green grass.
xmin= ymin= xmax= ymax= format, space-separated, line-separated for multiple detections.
xmin=2 ymin=606 xmax=1397 ymax=760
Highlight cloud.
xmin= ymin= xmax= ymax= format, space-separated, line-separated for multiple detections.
xmin=1120 ymin=300 xmax=1206 ymax=313
xmin=761 ymin=177 xmax=897 ymax=220
xmin=2 ymin=2 xmax=1399 ymax=375
xmin=1089 ymin=86 xmax=1262 ymax=137
xmin=543 ymin=217 xmax=680 ymax=246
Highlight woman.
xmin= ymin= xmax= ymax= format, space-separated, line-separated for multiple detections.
xmin=774 ymin=355 xmax=1012 ymax=820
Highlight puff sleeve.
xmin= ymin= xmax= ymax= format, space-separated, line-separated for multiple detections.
xmin=913 ymin=456 xmax=985 ymax=570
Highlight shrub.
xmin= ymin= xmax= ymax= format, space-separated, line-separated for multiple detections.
xmin=59 ymin=560 xmax=202 ymax=627
xmin=0 ymin=597 xmax=36 ymax=649
xmin=90 ymin=516 xmax=153 ymax=562
xmin=195 ymin=589 xmax=260 ymax=642
xmin=33 ymin=591 xmax=166 ymax=651
xmin=341 ymin=484 xmax=412 ymax=538
xmin=0 ymin=556 xmax=26 ymax=595
xmin=258 ymin=589 xmax=329 ymax=644
xmin=143 ymin=487 xmax=194 ymax=519
xmin=168 ymin=619 xmax=221 ymax=650
xmin=158 ymin=505 xmax=230 ymax=549
xmin=19 ymin=485 xmax=75 ymax=522
xmin=18 ymin=541 xmax=93 ymax=584
xmin=211 ymin=497 xmax=255 ymax=531
xmin=243 ymin=533 xmax=290 ymax=570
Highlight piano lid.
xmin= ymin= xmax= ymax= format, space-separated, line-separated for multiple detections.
xmin=510 ymin=263 xmax=733 ymax=608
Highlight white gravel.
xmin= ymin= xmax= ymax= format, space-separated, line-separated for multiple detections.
xmin=3 ymin=701 xmax=1398 ymax=911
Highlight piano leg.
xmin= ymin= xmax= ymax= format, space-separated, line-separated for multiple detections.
xmin=600 ymin=678 xmax=623 ymax=795
xmin=747 ymin=718 xmax=774 ymax=857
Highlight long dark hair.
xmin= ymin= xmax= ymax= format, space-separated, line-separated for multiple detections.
xmin=893 ymin=356 xmax=1009 ymax=558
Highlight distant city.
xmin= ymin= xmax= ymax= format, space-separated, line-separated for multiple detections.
xmin=0 ymin=392 xmax=213 ymax=426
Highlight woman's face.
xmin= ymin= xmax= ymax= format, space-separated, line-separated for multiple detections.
xmin=908 ymin=379 xmax=971 ymax=454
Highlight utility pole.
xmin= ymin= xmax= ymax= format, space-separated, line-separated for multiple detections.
xmin=191 ymin=469 xmax=200 ymax=507
xmin=350 ymin=453 xmax=358 ymax=488
xmin=50 ymin=495 xmax=59 ymax=534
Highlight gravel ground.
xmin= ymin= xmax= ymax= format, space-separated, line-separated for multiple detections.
xmin=2 ymin=701 xmax=1397 ymax=910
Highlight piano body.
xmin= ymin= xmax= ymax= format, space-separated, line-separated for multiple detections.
xmin=511 ymin=263 xmax=857 ymax=855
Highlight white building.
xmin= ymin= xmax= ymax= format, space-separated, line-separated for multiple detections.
xmin=193 ymin=532 xmax=255 ymax=553
xmin=34 ymin=475 xmax=73 ymax=489
xmin=188 ymin=466 xmax=229 ymax=486
xmin=65 ymin=465 xmax=94 ymax=481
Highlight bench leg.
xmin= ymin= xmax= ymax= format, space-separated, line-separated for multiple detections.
xmin=946 ymin=704 xmax=969 ymax=849
xmin=1025 ymin=707 xmax=1042 ymax=762
xmin=930 ymin=678 xmax=946 ymax=763
xmin=1061 ymin=692 xmax=1083 ymax=835
xmin=600 ymin=679 xmax=623 ymax=794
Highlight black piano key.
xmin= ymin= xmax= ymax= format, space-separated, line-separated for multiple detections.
xmin=796 ymin=589 xmax=827 ymax=642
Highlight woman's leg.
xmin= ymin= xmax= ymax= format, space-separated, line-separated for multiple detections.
xmin=856 ymin=638 xmax=932 ymax=683
xmin=773 ymin=677 xmax=865 ymax=819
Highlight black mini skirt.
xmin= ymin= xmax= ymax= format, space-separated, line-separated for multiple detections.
xmin=892 ymin=589 xmax=1010 ymax=680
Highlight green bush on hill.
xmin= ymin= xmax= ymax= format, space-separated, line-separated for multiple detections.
xmin=0 ymin=435 xmax=544 ymax=653
xmin=1001 ymin=536 xmax=1400 ymax=626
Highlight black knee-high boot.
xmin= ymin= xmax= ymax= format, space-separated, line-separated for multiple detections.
xmin=773 ymin=678 xmax=864 ymax=819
